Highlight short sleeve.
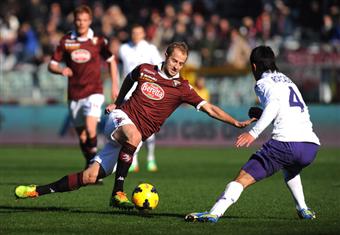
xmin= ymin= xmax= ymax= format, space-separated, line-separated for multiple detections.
xmin=255 ymin=81 xmax=279 ymax=107
xmin=51 ymin=38 xmax=65 ymax=62
xmin=100 ymin=37 xmax=113 ymax=61
xmin=127 ymin=65 xmax=142 ymax=82
xmin=181 ymin=82 xmax=204 ymax=108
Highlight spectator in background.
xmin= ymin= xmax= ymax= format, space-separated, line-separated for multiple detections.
xmin=0 ymin=10 xmax=20 ymax=71
xmin=226 ymin=28 xmax=251 ymax=69
xmin=200 ymin=23 xmax=220 ymax=66
xmin=48 ymin=5 xmax=119 ymax=170
xmin=152 ymin=17 xmax=175 ymax=52
xmin=119 ymin=24 xmax=162 ymax=172
xmin=193 ymin=76 xmax=210 ymax=102
xmin=240 ymin=16 xmax=257 ymax=48
xmin=102 ymin=5 xmax=128 ymax=41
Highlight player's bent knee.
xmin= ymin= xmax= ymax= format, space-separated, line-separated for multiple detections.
xmin=235 ymin=170 xmax=256 ymax=189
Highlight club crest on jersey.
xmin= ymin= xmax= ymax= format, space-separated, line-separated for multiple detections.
xmin=92 ymin=37 xmax=98 ymax=45
xmin=71 ymin=49 xmax=91 ymax=63
xmin=172 ymin=80 xmax=181 ymax=87
xmin=141 ymin=82 xmax=164 ymax=100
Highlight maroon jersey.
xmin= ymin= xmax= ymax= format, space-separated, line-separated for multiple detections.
xmin=120 ymin=63 xmax=205 ymax=140
xmin=51 ymin=30 xmax=112 ymax=100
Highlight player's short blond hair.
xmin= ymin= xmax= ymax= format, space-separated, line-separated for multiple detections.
xmin=166 ymin=42 xmax=189 ymax=57
xmin=73 ymin=5 xmax=93 ymax=19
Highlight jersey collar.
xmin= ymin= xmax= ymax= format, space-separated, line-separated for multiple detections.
xmin=157 ymin=62 xmax=180 ymax=80
xmin=70 ymin=28 xmax=94 ymax=42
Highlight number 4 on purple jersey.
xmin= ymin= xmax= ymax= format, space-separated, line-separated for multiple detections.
xmin=289 ymin=86 xmax=304 ymax=112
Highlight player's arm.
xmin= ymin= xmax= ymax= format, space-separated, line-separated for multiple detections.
xmin=200 ymin=102 xmax=255 ymax=128
xmin=48 ymin=61 xmax=73 ymax=77
xmin=236 ymin=97 xmax=279 ymax=147
xmin=105 ymin=71 xmax=136 ymax=113
xmin=107 ymin=57 xmax=119 ymax=101
xmin=48 ymin=37 xmax=73 ymax=77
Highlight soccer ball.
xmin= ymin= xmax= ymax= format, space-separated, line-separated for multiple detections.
xmin=132 ymin=183 xmax=159 ymax=211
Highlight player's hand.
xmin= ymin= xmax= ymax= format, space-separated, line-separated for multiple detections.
xmin=235 ymin=132 xmax=255 ymax=147
xmin=105 ymin=103 xmax=117 ymax=114
xmin=234 ymin=118 xmax=256 ymax=128
xmin=62 ymin=67 xmax=73 ymax=77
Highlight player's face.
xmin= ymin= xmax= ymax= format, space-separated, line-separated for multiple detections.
xmin=164 ymin=48 xmax=187 ymax=77
xmin=131 ymin=27 xmax=145 ymax=44
xmin=74 ymin=12 xmax=92 ymax=37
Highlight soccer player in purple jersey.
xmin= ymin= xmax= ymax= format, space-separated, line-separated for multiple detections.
xmin=185 ymin=45 xmax=320 ymax=223
xmin=14 ymin=42 xmax=254 ymax=209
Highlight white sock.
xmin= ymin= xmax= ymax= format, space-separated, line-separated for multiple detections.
xmin=146 ymin=134 xmax=155 ymax=162
xmin=209 ymin=181 xmax=244 ymax=217
xmin=285 ymin=173 xmax=307 ymax=210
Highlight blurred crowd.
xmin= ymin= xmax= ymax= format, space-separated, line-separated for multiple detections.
xmin=1 ymin=0 xmax=340 ymax=72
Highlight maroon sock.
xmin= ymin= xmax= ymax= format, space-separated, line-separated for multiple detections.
xmin=112 ymin=143 xmax=137 ymax=195
xmin=36 ymin=172 xmax=85 ymax=196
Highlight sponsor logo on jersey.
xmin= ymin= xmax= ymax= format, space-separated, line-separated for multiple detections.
xmin=71 ymin=49 xmax=91 ymax=63
xmin=143 ymin=68 xmax=156 ymax=75
xmin=65 ymin=39 xmax=77 ymax=43
xmin=141 ymin=82 xmax=165 ymax=100
xmin=65 ymin=43 xmax=80 ymax=51
xmin=141 ymin=72 xmax=157 ymax=82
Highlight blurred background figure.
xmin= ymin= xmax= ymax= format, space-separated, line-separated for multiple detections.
xmin=118 ymin=24 xmax=163 ymax=172
xmin=193 ymin=76 xmax=210 ymax=102
xmin=47 ymin=5 xmax=118 ymax=171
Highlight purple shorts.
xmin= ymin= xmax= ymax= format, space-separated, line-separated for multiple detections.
xmin=242 ymin=139 xmax=319 ymax=181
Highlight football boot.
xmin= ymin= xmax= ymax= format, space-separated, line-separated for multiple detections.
xmin=185 ymin=212 xmax=219 ymax=223
xmin=110 ymin=191 xmax=135 ymax=210
xmin=15 ymin=185 xmax=39 ymax=199
xmin=297 ymin=208 xmax=316 ymax=220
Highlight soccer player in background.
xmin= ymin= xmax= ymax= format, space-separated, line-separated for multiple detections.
xmin=48 ymin=5 xmax=119 ymax=168
xmin=185 ymin=45 xmax=320 ymax=223
xmin=14 ymin=42 xmax=254 ymax=209
xmin=119 ymin=24 xmax=163 ymax=172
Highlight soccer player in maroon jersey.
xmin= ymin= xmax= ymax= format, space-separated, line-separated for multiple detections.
xmin=14 ymin=42 xmax=255 ymax=209
xmin=48 ymin=5 xmax=119 ymax=168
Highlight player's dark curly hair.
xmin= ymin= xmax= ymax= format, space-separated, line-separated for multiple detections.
xmin=166 ymin=42 xmax=189 ymax=57
xmin=250 ymin=45 xmax=278 ymax=80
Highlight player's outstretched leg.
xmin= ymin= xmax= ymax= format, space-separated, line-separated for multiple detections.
xmin=283 ymin=170 xmax=316 ymax=220
xmin=14 ymin=162 xmax=106 ymax=199
xmin=185 ymin=181 xmax=244 ymax=223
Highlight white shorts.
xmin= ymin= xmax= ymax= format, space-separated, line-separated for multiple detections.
xmin=92 ymin=109 xmax=141 ymax=175
xmin=68 ymin=94 xmax=104 ymax=127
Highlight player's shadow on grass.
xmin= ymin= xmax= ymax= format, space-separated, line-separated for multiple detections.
xmin=0 ymin=205 xmax=292 ymax=221
xmin=0 ymin=205 xmax=183 ymax=219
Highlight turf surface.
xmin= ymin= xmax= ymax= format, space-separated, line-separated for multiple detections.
xmin=0 ymin=146 xmax=339 ymax=235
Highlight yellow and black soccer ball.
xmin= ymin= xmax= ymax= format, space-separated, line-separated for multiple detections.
xmin=132 ymin=183 xmax=159 ymax=211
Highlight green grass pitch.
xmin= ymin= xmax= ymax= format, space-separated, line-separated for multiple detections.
xmin=0 ymin=146 xmax=339 ymax=235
